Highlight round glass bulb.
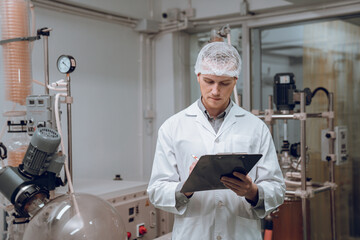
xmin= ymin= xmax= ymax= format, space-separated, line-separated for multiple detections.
xmin=23 ymin=193 xmax=126 ymax=240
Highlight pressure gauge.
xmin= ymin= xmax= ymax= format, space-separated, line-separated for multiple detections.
xmin=57 ymin=55 xmax=76 ymax=74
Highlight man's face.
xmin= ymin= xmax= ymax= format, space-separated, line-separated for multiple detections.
xmin=197 ymin=74 xmax=237 ymax=116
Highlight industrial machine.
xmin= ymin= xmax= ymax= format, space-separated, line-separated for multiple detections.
xmin=252 ymin=72 xmax=347 ymax=240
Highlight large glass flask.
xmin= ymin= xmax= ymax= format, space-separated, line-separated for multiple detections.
xmin=23 ymin=193 xmax=127 ymax=240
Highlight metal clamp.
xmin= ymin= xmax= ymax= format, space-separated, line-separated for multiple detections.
xmin=326 ymin=154 xmax=336 ymax=162
xmin=65 ymin=96 xmax=73 ymax=104
xmin=294 ymin=112 xmax=307 ymax=120
xmin=322 ymin=111 xmax=335 ymax=119
xmin=294 ymin=189 xmax=313 ymax=198
xmin=324 ymin=181 xmax=337 ymax=190
xmin=325 ymin=131 xmax=336 ymax=139
xmin=264 ymin=109 xmax=274 ymax=123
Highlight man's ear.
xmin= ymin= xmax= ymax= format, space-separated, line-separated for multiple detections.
xmin=197 ymin=73 xmax=201 ymax=83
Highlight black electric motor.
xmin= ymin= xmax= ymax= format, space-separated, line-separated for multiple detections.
xmin=273 ymin=73 xmax=312 ymax=111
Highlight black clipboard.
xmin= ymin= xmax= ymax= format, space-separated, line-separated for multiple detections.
xmin=180 ymin=154 xmax=262 ymax=193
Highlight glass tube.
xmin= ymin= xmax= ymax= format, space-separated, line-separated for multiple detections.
xmin=0 ymin=0 xmax=32 ymax=106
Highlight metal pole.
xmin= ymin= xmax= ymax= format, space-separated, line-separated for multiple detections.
xmin=66 ymin=74 xmax=73 ymax=181
xmin=43 ymin=35 xmax=49 ymax=95
xmin=268 ymin=95 xmax=273 ymax=135
xmin=300 ymin=92 xmax=308 ymax=240
xmin=329 ymin=93 xmax=336 ymax=240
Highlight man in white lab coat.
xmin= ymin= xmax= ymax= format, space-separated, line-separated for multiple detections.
xmin=147 ymin=42 xmax=285 ymax=240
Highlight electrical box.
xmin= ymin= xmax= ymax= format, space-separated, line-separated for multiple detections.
xmin=26 ymin=95 xmax=59 ymax=135
xmin=334 ymin=126 xmax=348 ymax=165
xmin=321 ymin=126 xmax=348 ymax=165
xmin=108 ymin=189 xmax=157 ymax=239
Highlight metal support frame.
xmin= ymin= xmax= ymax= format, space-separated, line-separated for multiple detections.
xmin=66 ymin=74 xmax=73 ymax=181
xmin=253 ymin=92 xmax=337 ymax=240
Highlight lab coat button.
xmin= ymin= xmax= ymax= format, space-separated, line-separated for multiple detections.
xmin=215 ymin=138 xmax=219 ymax=143
xmin=217 ymin=201 xmax=224 ymax=207
xmin=217 ymin=236 xmax=222 ymax=240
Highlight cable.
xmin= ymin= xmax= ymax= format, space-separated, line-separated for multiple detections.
xmin=311 ymin=87 xmax=330 ymax=111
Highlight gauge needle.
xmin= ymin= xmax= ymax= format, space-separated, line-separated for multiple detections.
xmin=62 ymin=62 xmax=69 ymax=67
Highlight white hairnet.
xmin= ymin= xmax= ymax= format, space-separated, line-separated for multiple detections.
xmin=194 ymin=42 xmax=242 ymax=78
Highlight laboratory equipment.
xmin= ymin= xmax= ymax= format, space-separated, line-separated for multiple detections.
xmin=26 ymin=95 xmax=59 ymax=135
xmin=57 ymin=55 xmax=76 ymax=74
xmin=321 ymin=126 xmax=348 ymax=165
xmin=273 ymin=73 xmax=312 ymax=111
xmin=0 ymin=127 xmax=64 ymax=217
xmin=5 ymin=111 xmax=29 ymax=166
xmin=23 ymin=193 xmax=127 ymax=240
xmin=0 ymin=0 xmax=32 ymax=106
xmin=252 ymin=72 xmax=343 ymax=240
xmin=57 ymin=179 xmax=174 ymax=240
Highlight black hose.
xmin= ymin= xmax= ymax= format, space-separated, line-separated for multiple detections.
xmin=0 ymin=142 xmax=7 ymax=160
xmin=311 ymin=87 xmax=330 ymax=111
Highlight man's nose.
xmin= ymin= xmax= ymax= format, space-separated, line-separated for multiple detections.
xmin=211 ymin=84 xmax=220 ymax=95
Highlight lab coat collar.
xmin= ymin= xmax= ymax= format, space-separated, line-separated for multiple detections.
xmin=184 ymin=100 xmax=247 ymax=136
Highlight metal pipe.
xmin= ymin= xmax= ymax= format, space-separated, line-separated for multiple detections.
xmin=241 ymin=22 xmax=251 ymax=110
xmin=257 ymin=114 xmax=295 ymax=120
xmin=307 ymin=113 xmax=323 ymax=118
xmin=257 ymin=112 xmax=327 ymax=120
xmin=66 ymin=74 xmax=73 ymax=181
xmin=313 ymin=185 xmax=332 ymax=194
xmin=300 ymin=92 xmax=308 ymax=240
xmin=31 ymin=0 xmax=138 ymax=27
xmin=43 ymin=35 xmax=49 ymax=95
xmin=268 ymin=95 xmax=273 ymax=135
xmin=328 ymin=93 xmax=336 ymax=240
xmin=190 ymin=1 xmax=360 ymax=29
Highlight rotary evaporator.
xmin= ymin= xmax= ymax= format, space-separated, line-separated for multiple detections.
xmin=0 ymin=1 xmax=132 ymax=239
xmin=0 ymin=2 xmax=173 ymax=240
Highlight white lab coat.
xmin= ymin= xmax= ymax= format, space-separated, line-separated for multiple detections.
xmin=147 ymin=101 xmax=285 ymax=240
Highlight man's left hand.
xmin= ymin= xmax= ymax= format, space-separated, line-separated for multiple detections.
xmin=220 ymin=172 xmax=258 ymax=203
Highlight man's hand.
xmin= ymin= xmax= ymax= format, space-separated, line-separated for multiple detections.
xmin=220 ymin=172 xmax=258 ymax=203
xmin=184 ymin=160 xmax=198 ymax=197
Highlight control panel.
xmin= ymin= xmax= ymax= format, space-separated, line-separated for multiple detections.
xmin=26 ymin=95 xmax=59 ymax=135
xmin=321 ymin=125 xmax=348 ymax=165
xmin=107 ymin=190 xmax=156 ymax=240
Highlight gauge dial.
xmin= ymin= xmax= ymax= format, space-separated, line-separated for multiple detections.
xmin=57 ymin=55 xmax=76 ymax=74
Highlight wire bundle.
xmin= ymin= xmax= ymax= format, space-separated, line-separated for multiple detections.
xmin=1 ymin=0 xmax=32 ymax=105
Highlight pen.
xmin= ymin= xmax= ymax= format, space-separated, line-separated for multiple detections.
xmin=191 ymin=155 xmax=199 ymax=161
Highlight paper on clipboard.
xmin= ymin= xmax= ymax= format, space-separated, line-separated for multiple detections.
xmin=180 ymin=154 xmax=262 ymax=193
